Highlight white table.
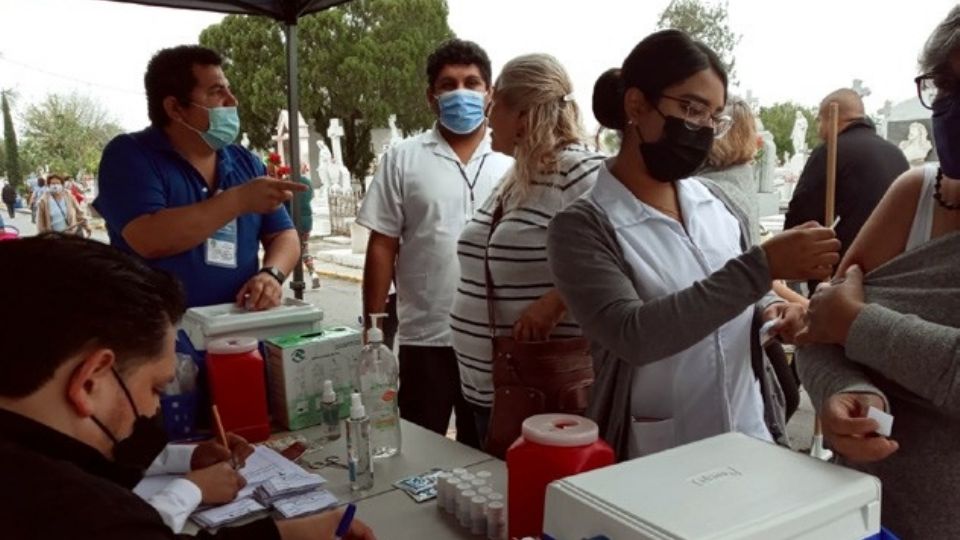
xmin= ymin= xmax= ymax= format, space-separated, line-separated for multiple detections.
xmin=187 ymin=419 xmax=507 ymax=539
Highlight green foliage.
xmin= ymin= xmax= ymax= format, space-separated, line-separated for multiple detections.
xmin=758 ymin=102 xmax=820 ymax=162
xmin=657 ymin=0 xmax=741 ymax=82
xmin=2 ymin=91 xmax=22 ymax=187
xmin=200 ymin=0 xmax=454 ymax=182
xmin=19 ymin=93 xmax=123 ymax=176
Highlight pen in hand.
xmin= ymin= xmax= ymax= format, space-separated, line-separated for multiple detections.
xmin=211 ymin=404 xmax=238 ymax=469
xmin=335 ymin=503 xmax=357 ymax=540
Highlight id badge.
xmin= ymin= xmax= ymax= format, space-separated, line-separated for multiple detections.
xmin=205 ymin=219 xmax=238 ymax=268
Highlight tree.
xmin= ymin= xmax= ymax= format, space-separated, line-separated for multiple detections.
xmin=657 ymin=0 xmax=741 ymax=81
xmin=200 ymin=0 xmax=454 ymax=183
xmin=758 ymin=102 xmax=820 ymax=163
xmin=20 ymin=93 xmax=123 ymax=176
xmin=2 ymin=90 xmax=22 ymax=187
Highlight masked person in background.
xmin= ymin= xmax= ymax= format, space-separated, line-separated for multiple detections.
xmin=94 ymin=45 xmax=305 ymax=311
xmin=546 ymin=30 xmax=841 ymax=460
xmin=0 ymin=234 xmax=375 ymax=540
xmin=357 ymin=39 xmax=512 ymax=448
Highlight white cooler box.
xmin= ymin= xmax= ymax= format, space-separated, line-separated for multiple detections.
xmin=181 ymin=298 xmax=324 ymax=351
xmin=544 ymin=432 xmax=881 ymax=540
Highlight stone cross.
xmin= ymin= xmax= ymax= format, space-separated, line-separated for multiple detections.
xmin=272 ymin=129 xmax=289 ymax=161
xmin=852 ymin=79 xmax=872 ymax=98
xmin=744 ymin=89 xmax=759 ymax=114
xmin=327 ymin=118 xmax=345 ymax=165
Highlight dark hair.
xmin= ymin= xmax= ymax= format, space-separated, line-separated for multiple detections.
xmin=145 ymin=45 xmax=223 ymax=128
xmin=921 ymin=5 xmax=960 ymax=93
xmin=37 ymin=178 xmax=45 ymax=187
xmin=46 ymin=174 xmax=64 ymax=184
xmin=593 ymin=29 xmax=728 ymax=130
xmin=426 ymin=38 xmax=492 ymax=89
xmin=0 ymin=235 xmax=185 ymax=397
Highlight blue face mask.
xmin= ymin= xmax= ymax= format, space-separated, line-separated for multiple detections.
xmin=933 ymin=95 xmax=960 ymax=178
xmin=436 ymin=89 xmax=487 ymax=135
xmin=181 ymin=104 xmax=240 ymax=150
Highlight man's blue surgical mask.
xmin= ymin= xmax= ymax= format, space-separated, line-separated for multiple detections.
xmin=436 ymin=89 xmax=486 ymax=135
xmin=180 ymin=103 xmax=240 ymax=151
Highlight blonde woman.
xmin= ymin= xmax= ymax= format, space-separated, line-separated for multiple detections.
xmin=450 ymin=54 xmax=603 ymax=444
xmin=700 ymin=97 xmax=761 ymax=244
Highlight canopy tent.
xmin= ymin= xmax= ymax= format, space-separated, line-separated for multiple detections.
xmin=101 ymin=0 xmax=353 ymax=299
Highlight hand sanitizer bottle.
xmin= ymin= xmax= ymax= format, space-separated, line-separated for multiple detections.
xmin=346 ymin=392 xmax=373 ymax=491
xmin=320 ymin=379 xmax=341 ymax=442
xmin=357 ymin=313 xmax=401 ymax=458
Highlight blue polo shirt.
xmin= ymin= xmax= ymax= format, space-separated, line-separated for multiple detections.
xmin=94 ymin=127 xmax=293 ymax=307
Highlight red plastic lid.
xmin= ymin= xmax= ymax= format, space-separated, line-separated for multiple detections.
xmin=521 ymin=414 xmax=599 ymax=447
xmin=207 ymin=336 xmax=259 ymax=354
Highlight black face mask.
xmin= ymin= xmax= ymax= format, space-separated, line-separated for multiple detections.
xmin=637 ymin=112 xmax=714 ymax=183
xmin=91 ymin=368 xmax=169 ymax=477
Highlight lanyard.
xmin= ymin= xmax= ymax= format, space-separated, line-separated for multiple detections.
xmin=456 ymin=154 xmax=488 ymax=216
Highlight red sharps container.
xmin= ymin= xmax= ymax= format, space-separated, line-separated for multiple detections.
xmin=507 ymin=414 xmax=615 ymax=539
xmin=206 ymin=336 xmax=270 ymax=442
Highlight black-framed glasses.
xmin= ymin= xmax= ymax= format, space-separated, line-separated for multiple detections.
xmin=915 ymin=73 xmax=939 ymax=110
xmin=659 ymin=95 xmax=732 ymax=138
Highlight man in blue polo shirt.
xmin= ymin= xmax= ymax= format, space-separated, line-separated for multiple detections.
xmin=95 ymin=45 xmax=305 ymax=309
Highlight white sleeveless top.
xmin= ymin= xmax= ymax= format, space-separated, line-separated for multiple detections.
xmin=905 ymin=165 xmax=938 ymax=252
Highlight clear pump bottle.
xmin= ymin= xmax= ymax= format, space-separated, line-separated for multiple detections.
xmin=357 ymin=313 xmax=401 ymax=458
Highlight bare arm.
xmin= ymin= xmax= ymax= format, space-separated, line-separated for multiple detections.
xmin=121 ymin=178 xmax=305 ymax=260
xmin=362 ymin=231 xmax=399 ymax=329
xmin=122 ymin=190 xmax=242 ymax=259
xmin=836 ymin=168 xmax=924 ymax=276
xmin=261 ymin=229 xmax=300 ymax=277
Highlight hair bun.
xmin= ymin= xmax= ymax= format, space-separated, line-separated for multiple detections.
xmin=593 ymin=68 xmax=626 ymax=130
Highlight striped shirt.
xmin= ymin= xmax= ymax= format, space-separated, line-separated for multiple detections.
xmin=450 ymin=146 xmax=603 ymax=407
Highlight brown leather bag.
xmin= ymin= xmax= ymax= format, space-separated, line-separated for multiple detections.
xmin=483 ymin=200 xmax=595 ymax=459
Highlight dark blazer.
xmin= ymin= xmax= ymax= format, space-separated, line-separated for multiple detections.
xmin=785 ymin=119 xmax=909 ymax=293
xmin=0 ymin=409 xmax=280 ymax=540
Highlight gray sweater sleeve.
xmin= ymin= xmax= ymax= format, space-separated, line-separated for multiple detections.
xmin=846 ymin=303 xmax=960 ymax=414
xmin=547 ymin=202 xmax=773 ymax=367
xmin=795 ymin=344 xmax=889 ymax=412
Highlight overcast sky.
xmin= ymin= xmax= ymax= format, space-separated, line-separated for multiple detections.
xmin=0 ymin=0 xmax=954 ymax=133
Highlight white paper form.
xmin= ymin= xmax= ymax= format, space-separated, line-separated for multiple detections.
xmin=272 ymin=490 xmax=339 ymax=518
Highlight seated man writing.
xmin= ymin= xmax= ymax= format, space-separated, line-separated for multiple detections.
xmin=0 ymin=234 xmax=374 ymax=540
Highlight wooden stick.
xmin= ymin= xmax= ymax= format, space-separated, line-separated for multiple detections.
xmin=814 ymin=102 xmax=841 ymax=444
xmin=824 ymin=102 xmax=839 ymax=225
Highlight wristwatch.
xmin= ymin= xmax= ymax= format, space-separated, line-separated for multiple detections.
xmin=259 ymin=266 xmax=286 ymax=285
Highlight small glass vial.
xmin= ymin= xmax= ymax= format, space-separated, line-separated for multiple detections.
xmin=320 ymin=379 xmax=341 ymax=441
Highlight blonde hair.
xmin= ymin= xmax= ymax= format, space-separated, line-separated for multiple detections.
xmin=494 ymin=54 xmax=584 ymax=204
xmin=705 ymin=97 xmax=758 ymax=169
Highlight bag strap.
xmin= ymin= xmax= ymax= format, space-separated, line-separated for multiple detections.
xmin=484 ymin=198 xmax=505 ymax=337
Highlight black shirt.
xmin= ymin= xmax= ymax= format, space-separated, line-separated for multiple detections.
xmin=0 ymin=408 xmax=280 ymax=540
xmin=784 ymin=119 xmax=909 ymax=293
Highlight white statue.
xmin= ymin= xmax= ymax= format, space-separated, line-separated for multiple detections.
xmin=316 ymin=140 xmax=351 ymax=193
xmin=387 ymin=114 xmax=403 ymax=147
xmin=899 ymin=122 xmax=933 ymax=165
xmin=791 ymin=111 xmax=808 ymax=157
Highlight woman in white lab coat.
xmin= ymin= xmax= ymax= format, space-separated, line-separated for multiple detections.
xmin=546 ymin=30 xmax=841 ymax=459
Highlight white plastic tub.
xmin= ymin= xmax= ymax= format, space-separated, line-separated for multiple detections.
xmin=544 ymin=432 xmax=881 ymax=540
xmin=180 ymin=298 xmax=323 ymax=351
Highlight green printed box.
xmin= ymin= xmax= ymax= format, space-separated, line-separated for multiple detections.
xmin=265 ymin=326 xmax=362 ymax=430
